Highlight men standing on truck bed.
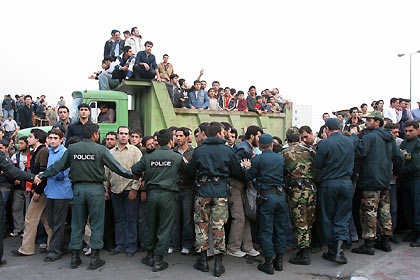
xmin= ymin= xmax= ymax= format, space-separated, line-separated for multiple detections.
xmin=134 ymin=41 xmax=162 ymax=82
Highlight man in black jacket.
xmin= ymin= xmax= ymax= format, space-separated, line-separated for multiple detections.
xmin=352 ymin=112 xmax=404 ymax=255
xmin=104 ymin=30 xmax=125 ymax=59
xmin=18 ymin=95 xmax=34 ymax=129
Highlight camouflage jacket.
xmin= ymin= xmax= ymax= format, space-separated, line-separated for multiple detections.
xmin=281 ymin=143 xmax=315 ymax=181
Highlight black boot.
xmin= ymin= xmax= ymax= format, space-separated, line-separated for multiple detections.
xmin=352 ymin=239 xmax=375 ymax=255
xmin=334 ymin=240 xmax=347 ymax=264
xmin=141 ymin=250 xmax=155 ymax=267
xmin=213 ymin=254 xmax=225 ymax=277
xmin=410 ymin=232 xmax=420 ymax=247
xmin=88 ymin=249 xmax=106 ymax=270
xmin=403 ymin=231 xmax=418 ymax=242
xmin=70 ymin=250 xmax=81 ymax=269
xmin=194 ymin=251 xmax=209 ymax=272
xmin=322 ymin=244 xmax=336 ymax=262
xmin=374 ymin=235 xmax=392 ymax=252
xmin=273 ymin=253 xmax=283 ymax=271
xmin=258 ymin=257 xmax=274 ymax=275
xmin=153 ymin=255 xmax=168 ymax=272
xmin=289 ymin=248 xmax=310 ymax=265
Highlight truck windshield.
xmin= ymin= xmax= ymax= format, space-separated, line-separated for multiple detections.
xmin=70 ymin=97 xmax=83 ymax=123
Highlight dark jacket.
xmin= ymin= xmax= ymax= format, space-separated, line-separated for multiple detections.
xmin=174 ymin=145 xmax=194 ymax=189
xmin=18 ymin=105 xmax=33 ymax=129
xmin=400 ymin=136 xmax=420 ymax=178
xmin=2 ymin=98 xmax=15 ymax=111
xmin=104 ymin=40 xmax=124 ymax=58
xmin=186 ymin=137 xmax=244 ymax=198
xmin=31 ymin=145 xmax=49 ymax=194
xmin=246 ymin=95 xmax=258 ymax=113
xmin=313 ymin=132 xmax=358 ymax=181
xmin=356 ymin=128 xmax=404 ymax=191
xmin=244 ymin=149 xmax=286 ymax=191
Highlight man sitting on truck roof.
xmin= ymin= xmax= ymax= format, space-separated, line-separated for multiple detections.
xmin=112 ymin=46 xmax=136 ymax=82
xmin=134 ymin=41 xmax=161 ymax=82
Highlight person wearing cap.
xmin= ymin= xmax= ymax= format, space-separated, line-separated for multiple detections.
xmin=352 ymin=112 xmax=404 ymax=256
xmin=242 ymin=134 xmax=288 ymax=275
xmin=313 ymin=118 xmax=358 ymax=264
xmin=410 ymin=101 xmax=420 ymax=121
xmin=186 ymin=122 xmax=244 ymax=277
xmin=281 ymin=128 xmax=316 ymax=265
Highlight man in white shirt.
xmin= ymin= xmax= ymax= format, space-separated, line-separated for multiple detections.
xmin=382 ymin=98 xmax=401 ymax=124
xmin=125 ymin=27 xmax=143 ymax=56
xmin=3 ymin=115 xmax=17 ymax=140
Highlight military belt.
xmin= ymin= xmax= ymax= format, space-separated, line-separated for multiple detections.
xmin=259 ymin=187 xmax=283 ymax=195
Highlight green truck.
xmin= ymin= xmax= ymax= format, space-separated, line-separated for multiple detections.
xmin=18 ymin=81 xmax=292 ymax=141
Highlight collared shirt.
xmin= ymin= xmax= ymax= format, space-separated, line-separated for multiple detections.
xmin=411 ymin=108 xmax=420 ymax=121
xmin=135 ymin=51 xmax=158 ymax=70
xmin=105 ymin=144 xmax=142 ymax=194
xmin=3 ymin=119 xmax=17 ymax=132
xmin=44 ymin=145 xmax=72 ymax=199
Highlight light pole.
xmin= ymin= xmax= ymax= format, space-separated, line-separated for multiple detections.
xmin=398 ymin=50 xmax=420 ymax=105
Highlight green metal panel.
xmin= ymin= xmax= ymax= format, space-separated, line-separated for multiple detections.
xmin=116 ymin=81 xmax=292 ymax=139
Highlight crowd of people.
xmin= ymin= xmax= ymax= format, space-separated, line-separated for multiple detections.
xmin=89 ymin=28 xmax=289 ymax=114
xmin=0 ymin=96 xmax=418 ymax=277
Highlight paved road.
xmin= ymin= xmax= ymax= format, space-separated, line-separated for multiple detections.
xmin=1 ymin=235 xmax=419 ymax=280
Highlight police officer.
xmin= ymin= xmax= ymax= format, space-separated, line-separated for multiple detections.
xmin=400 ymin=121 xmax=420 ymax=247
xmin=0 ymin=151 xmax=36 ymax=267
xmin=282 ymin=129 xmax=316 ymax=265
xmin=186 ymin=122 xmax=243 ymax=277
xmin=34 ymin=123 xmax=133 ymax=270
xmin=242 ymin=134 xmax=287 ymax=275
xmin=313 ymin=118 xmax=358 ymax=264
xmin=352 ymin=112 xmax=403 ymax=255
xmin=131 ymin=129 xmax=185 ymax=272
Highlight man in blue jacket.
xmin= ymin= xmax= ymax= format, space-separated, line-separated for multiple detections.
xmin=189 ymin=80 xmax=209 ymax=110
xmin=352 ymin=112 xmax=404 ymax=255
xmin=43 ymin=128 xmax=73 ymax=262
xmin=313 ymin=118 xmax=358 ymax=264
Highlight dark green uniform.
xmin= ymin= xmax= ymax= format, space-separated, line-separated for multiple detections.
xmin=244 ymin=149 xmax=287 ymax=258
xmin=39 ymin=139 xmax=133 ymax=250
xmin=400 ymin=136 xmax=420 ymax=234
xmin=131 ymin=146 xmax=185 ymax=256
xmin=313 ymin=132 xmax=358 ymax=246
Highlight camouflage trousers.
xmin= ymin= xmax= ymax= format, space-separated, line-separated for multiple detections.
xmin=288 ymin=181 xmax=316 ymax=248
xmin=360 ymin=190 xmax=392 ymax=239
xmin=194 ymin=197 xmax=228 ymax=254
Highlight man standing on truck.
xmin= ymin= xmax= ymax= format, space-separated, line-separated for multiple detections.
xmin=134 ymin=41 xmax=161 ymax=81
xmin=34 ymin=123 xmax=134 ymax=270
xmin=67 ymin=103 xmax=92 ymax=142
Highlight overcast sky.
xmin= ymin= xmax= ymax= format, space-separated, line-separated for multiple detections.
xmin=2 ymin=0 xmax=420 ymax=130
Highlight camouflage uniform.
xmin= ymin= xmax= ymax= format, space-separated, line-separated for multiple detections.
xmin=194 ymin=197 xmax=229 ymax=254
xmin=360 ymin=190 xmax=392 ymax=239
xmin=282 ymin=143 xmax=316 ymax=249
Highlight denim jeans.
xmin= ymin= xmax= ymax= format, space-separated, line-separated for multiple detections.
xmin=171 ymin=188 xmax=195 ymax=250
xmin=1 ymin=191 xmax=10 ymax=233
xmin=111 ymin=191 xmax=139 ymax=253
xmin=98 ymin=71 xmax=119 ymax=90
xmin=3 ymin=110 xmax=13 ymax=119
